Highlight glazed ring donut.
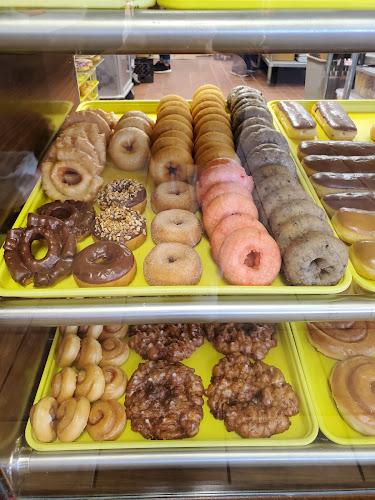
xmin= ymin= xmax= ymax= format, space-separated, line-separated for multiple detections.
xmin=194 ymin=132 xmax=234 ymax=155
xmin=276 ymin=215 xmax=333 ymax=255
xmin=55 ymin=334 xmax=81 ymax=367
xmin=118 ymin=110 xmax=155 ymax=128
xmin=158 ymin=130 xmax=194 ymax=152
xmin=51 ymin=367 xmax=77 ymax=404
xmin=157 ymin=114 xmax=193 ymax=132
xmin=74 ymin=337 xmax=103 ymax=370
xmin=151 ymin=136 xmax=191 ymax=156
xmin=149 ymin=146 xmax=195 ymax=185
xmin=151 ymin=209 xmax=203 ymax=247
xmin=151 ymin=181 xmax=197 ymax=213
xmin=56 ymin=396 xmax=90 ymax=442
xmin=114 ymin=116 xmax=153 ymax=137
xmin=217 ymin=227 xmax=281 ymax=286
xmin=75 ymin=364 xmax=105 ymax=402
xmin=193 ymin=84 xmax=223 ymax=99
xmin=109 ymin=127 xmax=150 ymax=172
xmin=99 ymin=338 xmax=130 ymax=367
xmin=196 ymin=146 xmax=241 ymax=171
xmin=283 ymin=231 xmax=348 ymax=286
xmin=192 ymin=100 xmax=225 ymax=120
xmin=157 ymin=95 xmax=190 ymax=112
xmin=29 ymin=396 xmax=58 ymax=442
xmin=98 ymin=325 xmax=129 ymax=341
xmin=73 ymin=241 xmax=137 ymax=288
xmin=196 ymin=121 xmax=233 ymax=141
xmin=193 ymin=89 xmax=226 ymax=107
xmin=143 ymin=242 xmax=202 ymax=286
xmin=94 ymin=207 xmax=147 ymax=250
xmin=201 ymin=181 xmax=253 ymax=212
xmin=102 ymin=365 xmax=128 ymax=400
xmin=195 ymin=141 xmax=235 ymax=163
xmin=194 ymin=114 xmax=233 ymax=137
xmin=203 ymin=193 xmax=258 ymax=237
xmin=193 ymin=107 xmax=230 ymax=127
xmin=86 ymin=400 xmax=127 ymax=441
xmin=210 ymin=213 xmax=267 ymax=262
xmin=156 ymin=105 xmax=193 ymax=125
xmin=151 ymin=120 xmax=194 ymax=143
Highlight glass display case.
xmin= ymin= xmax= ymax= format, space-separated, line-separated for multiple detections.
xmin=1 ymin=4 xmax=375 ymax=499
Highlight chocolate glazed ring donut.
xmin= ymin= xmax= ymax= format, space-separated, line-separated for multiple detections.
xmin=4 ymin=213 xmax=76 ymax=287
xmin=36 ymin=200 xmax=95 ymax=240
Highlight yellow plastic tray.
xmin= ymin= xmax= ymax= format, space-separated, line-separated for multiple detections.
xmin=80 ymin=81 xmax=99 ymax=102
xmin=269 ymin=99 xmax=375 ymax=293
xmin=25 ymin=322 xmax=318 ymax=451
xmin=291 ymin=321 xmax=375 ymax=445
xmin=2 ymin=0 xmax=155 ymax=8
xmin=0 ymin=99 xmax=352 ymax=298
xmin=157 ymin=0 xmax=374 ymax=9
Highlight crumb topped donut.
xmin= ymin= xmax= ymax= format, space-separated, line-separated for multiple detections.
xmin=151 ymin=209 xmax=203 ymax=247
xmin=151 ymin=181 xmax=197 ymax=214
xmin=97 ymin=179 xmax=147 ymax=213
xmin=94 ymin=207 xmax=146 ymax=250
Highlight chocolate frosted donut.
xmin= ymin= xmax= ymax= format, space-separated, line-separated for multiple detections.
xmin=73 ymin=241 xmax=136 ymax=287
xmin=4 ymin=213 xmax=76 ymax=287
xmin=97 ymin=179 xmax=147 ymax=213
xmin=36 ymin=200 xmax=95 ymax=240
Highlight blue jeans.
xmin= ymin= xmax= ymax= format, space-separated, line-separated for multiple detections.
xmin=160 ymin=55 xmax=171 ymax=64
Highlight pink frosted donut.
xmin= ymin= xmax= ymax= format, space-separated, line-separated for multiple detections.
xmin=201 ymin=182 xmax=253 ymax=211
xmin=217 ymin=227 xmax=281 ymax=286
xmin=210 ymin=214 xmax=268 ymax=262
xmin=202 ymin=193 xmax=258 ymax=237
xmin=196 ymin=165 xmax=253 ymax=205
xmin=200 ymin=157 xmax=242 ymax=175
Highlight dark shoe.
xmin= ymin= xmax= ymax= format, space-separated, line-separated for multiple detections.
xmin=153 ymin=61 xmax=171 ymax=73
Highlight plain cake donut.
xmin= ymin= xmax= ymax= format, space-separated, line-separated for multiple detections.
xmin=151 ymin=209 xmax=203 ymax=247
xmin=151 ymin=181 xmax=197 ymax=213
xmin=149 ymin=146 xmax=195 ymax=184
xmin=151 ymin=136 xmax=191 ymax=155
xmin=109 ymin=127 xmax=150 ymax=171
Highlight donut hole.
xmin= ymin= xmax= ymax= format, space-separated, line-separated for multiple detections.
xmin=30 ymin=235 xmax=49 ymax=260
xmin=244 ymin=251 xmax=261 ymax=270
xmin=62 ymin=170 xmax=82 ymax=185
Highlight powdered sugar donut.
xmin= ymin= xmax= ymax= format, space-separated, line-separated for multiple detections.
xmin=203 ymin=193 xmax=258 ymax=236
xmin=210 ymin=213 xmax=268 ymax=262
xmin=218 ymin=227 xmax=281 ymax=286
xmin=201 ymin=182 xmax=253 ymax=211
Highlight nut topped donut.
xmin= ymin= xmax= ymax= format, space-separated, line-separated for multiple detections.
xmin=97 ymin=179 xmax=147 ymax=213
xmin=4 ymin=213 xmax=76 ymax=287
xmin=36 ymin=200 xmax=95 ymax=240
xmin=94 ymin=207 xmax=146 ymax=251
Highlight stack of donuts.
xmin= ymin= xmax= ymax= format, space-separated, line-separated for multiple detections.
xmin=149 ymin=95 xmax=195 ymax=184
xmin=109 ymin=110 xmax=154 ymax=171
xmin=29 ymin=325 xmax=129 ymax=443
xmin=191 ymin=85 xmax=240 ymax=175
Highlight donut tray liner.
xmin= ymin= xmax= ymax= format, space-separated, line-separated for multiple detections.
xmin=0 ymin=99 xmax=352 ymax=298
xmin=25 ymin=322 xmax=318 ymax=451
xmin=268 ymin=98 xmax=375 ymax=293
xmin=291 ymin=321 xmax=375 ymax=445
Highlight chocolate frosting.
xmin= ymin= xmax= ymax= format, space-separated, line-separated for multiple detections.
xmin=314 ymin=102 xmax=357 ymax=132
xmin=36 ymin=200 xmax=95 ymax=239
xmin=97 ymin=179 xmax=147 ymax=210
xmin=298 ymin=140 xmax=375 ymax=157
xmin=277 ymin=101 xmax=316 ymax=130
xmin=323 ymin=192 xmax=375 ymax=213
xmin=303 ymin=155 xmax=375 ymax=174
xmin=311 ymin=172 xmax=375 ymax=190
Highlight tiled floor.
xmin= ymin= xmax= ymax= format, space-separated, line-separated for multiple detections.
xmin=133 ymin=55 xmax=306 ymax=102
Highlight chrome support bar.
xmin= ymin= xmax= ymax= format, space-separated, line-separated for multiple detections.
xmin=1 ymin=9 xmax=375 ymax=54
xmin=0 ymin=295 xmax=374 ymax=325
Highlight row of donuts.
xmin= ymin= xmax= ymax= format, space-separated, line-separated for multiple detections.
xmin=30 ymin=322 xmax=300 ymax=442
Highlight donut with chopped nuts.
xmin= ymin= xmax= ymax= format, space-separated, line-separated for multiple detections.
xmin=94 ymin=207 xmax=146 ymax=251
xmin=97 ymin=179 xmax=147 ymax=213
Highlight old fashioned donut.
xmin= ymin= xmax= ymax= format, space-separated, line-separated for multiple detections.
xmin=56 ymin=396 xmax=90 ymax=442
xmin=157 ymin=114 xmax=193 ymax=132
xmin=197 ymin=146 xmax=241 ymax=171
xmin=74 ymin=337 xmax=103 ymax=370
xmin=149 ymin=147 xmax=195 ymax=185
xmin=196 ymin=121 xmax=233 ymax=141
xmin=151 ymin=209 xmax=203 ymax=247
xmin=73 ymin=241 xmax=136 ymax=288
xmin=4 ymin=213 xmax=76 ymax=288
xmin=196 ymin=164 xmax=254 ymax=205
xmin=102 ymin=365 xmax=128 ymax=400
xmin=55 ymin=334 xmax=81 ymax=367
xmin=151 ymin=181 xmax=197 ymax=213
xmin=51 ymin=367 xmax=77 ymax=404
xmin=100 ymin=338 xmax=130 ymax=367
xmin=218 ymin=227 xmax=281 ymax=286
xmin=36 ymin=200 xmax=95 ymax=240
xmin=75 ymin=364 xmax=105 ymax=402
xmin=29 ymin=396 xmax=58 ymax=442
xmin=194 ymin=114 xmax=232 ymax=137
xmin=201 ymin=181 xmax=253 ymax=212
xmin=60 ymin=123 xmax=106 ymax=168
xmin=109 ymin=128 xmax=150 ymax=172
xmin=283 ymin=231 xmax=348 ymax=286
xmin=151 ymin=136 xmax=191 ymax=156
xmin=210 ymin=213 xmax=267 ymax=262
xmin=157 ymin=95 xmax=190 ymax=112
xmin=86 ymin=107 xmax=118 ymax=130
xmin=143 ymin=242 xmax=202 ymax=286
xmin=151 ymin=119 xmax=194 ymax=143
xmin=118 ymin=110 xmax=155 ymax=128
xmin=203 ymin=193 xmax=258 ymax=236
xmin=62 ymin=110 xmax=111 ymax=143
xmin=94 ymin=207 xmax=146 ymax=250
xmin=193 ymin=107 xmax=230 ymax=127
xmin=52 ymin=135 xmax=101 ymax=168
xmin=114 ymin=116 xmax=153 ymax=137
xmin=97 ymin=179 xmax=147 ymax=213
xmin=194 ymin=132 xmax=234 ymax=155
xmin=276 ymin=215 xmax=333 ymax=255
xmin=158 ymin=130 xmax=194 ymax=152
xmin=193 ymin=84 xmax=223 ymax=99
xmin=156 ymin=105 xmax=193 ymax=124
xmin=86 ymin=400 xmax=127 ymax=441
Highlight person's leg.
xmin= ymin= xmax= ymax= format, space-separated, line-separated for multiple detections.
xmin=154 ymin=55 xmax=171 ymax=73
